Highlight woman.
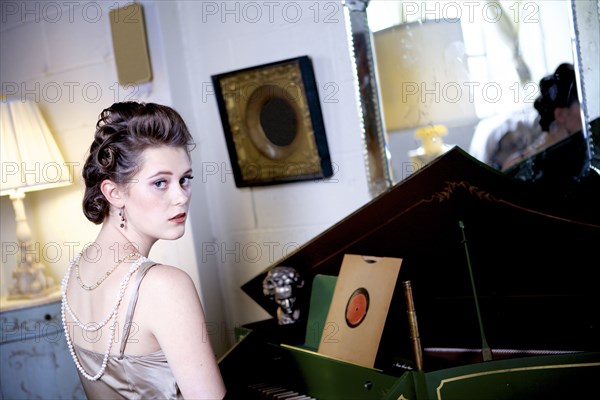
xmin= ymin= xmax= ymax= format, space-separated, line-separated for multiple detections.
xmin=502 ymin=63 xmax=583 ymax=170
xmin=61 ymin=102 xmax=226 ymax=399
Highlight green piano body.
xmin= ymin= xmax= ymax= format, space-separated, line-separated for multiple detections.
xmin=219 ymin=147 xmax=600 ymax=399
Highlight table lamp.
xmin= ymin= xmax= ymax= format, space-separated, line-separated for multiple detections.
xmin=1 ymin=99 xmax=72 ymax=300
xmin=408 ymin=124 xmax=454 ymax=171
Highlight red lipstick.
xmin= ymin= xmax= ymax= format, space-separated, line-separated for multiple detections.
xmin=169 ymin=213 xmax=187 ymax=224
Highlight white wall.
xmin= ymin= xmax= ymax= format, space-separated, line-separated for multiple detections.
xmin=1 ymin=0 xmax=372 ymax=356
xmin=157 ymin=1 xmax=372 ymax=349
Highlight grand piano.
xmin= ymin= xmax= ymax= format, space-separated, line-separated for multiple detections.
xmin=218 ymin=147 xmax=600 ymax=399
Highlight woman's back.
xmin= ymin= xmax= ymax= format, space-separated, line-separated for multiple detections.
xmin=64 ymin=260 xmax=183 ymax=399
xmin=64 ymin=250 xmax=161 ymax=357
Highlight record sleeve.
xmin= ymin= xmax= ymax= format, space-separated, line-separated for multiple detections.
xmin=318 ymin=254 xmax=402 ymax=367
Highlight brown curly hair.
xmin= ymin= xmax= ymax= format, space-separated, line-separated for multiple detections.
xmin=82 ymin=102 xmax=195 ymax=224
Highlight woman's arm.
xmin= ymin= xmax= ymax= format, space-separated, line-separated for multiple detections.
xmin=143 ymin=265 xmax=226 ymax=399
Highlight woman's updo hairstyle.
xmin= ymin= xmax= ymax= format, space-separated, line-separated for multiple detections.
xmin=82 ymin=102 xmax=195 ymax=224
xmin=534 ymin=63 xmax=579 ymax=132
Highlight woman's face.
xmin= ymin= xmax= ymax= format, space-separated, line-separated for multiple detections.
xmin=122 ymin=146 xmax=193 ymax=245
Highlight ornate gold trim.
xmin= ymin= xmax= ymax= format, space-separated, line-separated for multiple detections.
xmin=436 ymin=361 xmax=600 ymax=399
xmin=420 ymin=181 xmax=599 ymax=229
xmin=213 ymin=56 xmax=332 ymax=187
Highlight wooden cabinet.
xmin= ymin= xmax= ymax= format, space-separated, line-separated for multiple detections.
xmin=0 ymin=293 xmax=85 ymax=399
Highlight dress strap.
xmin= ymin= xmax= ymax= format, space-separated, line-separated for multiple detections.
xmin=119 ymin=260 xmax=158 ymax=359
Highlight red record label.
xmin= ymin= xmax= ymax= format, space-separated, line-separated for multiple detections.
xmin=345 ymin=287 xmax=369 ymax=328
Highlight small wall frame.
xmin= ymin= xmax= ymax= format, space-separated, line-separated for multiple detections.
xmin=212 ymin=56 xmax=333 ymax=187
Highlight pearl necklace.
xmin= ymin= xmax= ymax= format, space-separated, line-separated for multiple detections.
xmin=76 ymin=251 xmax=141 ymax=291
xmin=61 ymin=251 xmax=147 ymax=381
xmin=64 ymin=250 xmax=134 ymax=332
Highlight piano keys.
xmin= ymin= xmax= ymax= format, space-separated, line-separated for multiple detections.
xmin=247 ymin=383 xmax=317 ymax=399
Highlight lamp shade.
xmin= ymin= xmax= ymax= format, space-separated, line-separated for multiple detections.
xmin=373 ymin=20 xmax=477 ymax=131
xmin=1 ymin=99 xmax=71 ymax=196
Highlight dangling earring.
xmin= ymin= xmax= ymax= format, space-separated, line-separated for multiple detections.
xmin=119 ymin=207 xmax=126 ymax=229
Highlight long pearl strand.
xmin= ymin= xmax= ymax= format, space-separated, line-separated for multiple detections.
xmin=63 ymin=251 xmax=126 ymax=332
xmin=61 ymin=250 xmax=147 ymax=381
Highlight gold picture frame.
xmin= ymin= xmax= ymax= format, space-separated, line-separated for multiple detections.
xmin=212 ymin=56 xmax=333 ymax=187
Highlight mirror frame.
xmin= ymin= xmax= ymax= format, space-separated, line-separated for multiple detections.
xmin=343 ymin=0 xmax=393 ymax=197
xmin=571 ymin=0 xmax=599 ymax=173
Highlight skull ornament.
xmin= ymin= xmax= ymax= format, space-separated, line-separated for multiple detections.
xmin=263 ymin=266 xmax=305 ymax=325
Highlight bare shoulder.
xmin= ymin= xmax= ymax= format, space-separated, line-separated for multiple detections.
xmin=136 ymin=264 xmax=205 ymax=328
xmin=138 ymin=264 xmax=199 ymax=299
xmin=142 ymin=263 xmax=193 ymax=282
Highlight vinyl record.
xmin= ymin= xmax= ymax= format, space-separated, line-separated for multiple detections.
xmin=318 ymin=254 xmax=402 ymax=368
xmin=345 ymin=287 xmax=369 ymax=328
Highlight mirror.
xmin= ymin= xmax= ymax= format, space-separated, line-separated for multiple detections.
xmin=346 ymin=0 xmax=597 ymax=189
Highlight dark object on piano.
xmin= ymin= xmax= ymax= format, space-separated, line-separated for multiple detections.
xmin=219 ymin=147 xmax=600 ymax=399
xmin=263 ymin=266 xmax=305 ymax=325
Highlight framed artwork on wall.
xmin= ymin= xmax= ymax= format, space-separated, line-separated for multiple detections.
xmin=212 ymin=56 xmax=333 ymax=187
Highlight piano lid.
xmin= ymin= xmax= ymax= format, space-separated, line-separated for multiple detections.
xmin=241 ymin=147 xmax=599 ymax=352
